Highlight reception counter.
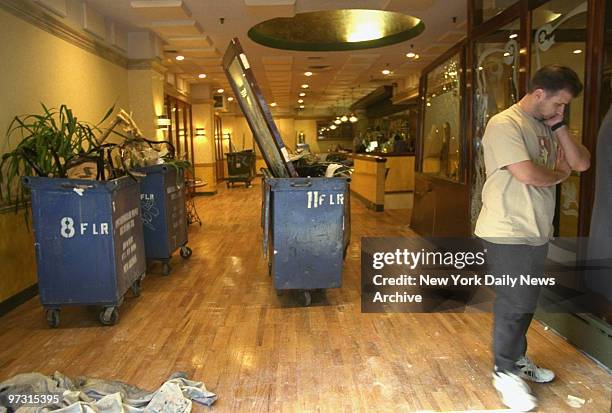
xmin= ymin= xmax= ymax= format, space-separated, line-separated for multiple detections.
xmin=350 ymin=152 xmax=415 ymax=211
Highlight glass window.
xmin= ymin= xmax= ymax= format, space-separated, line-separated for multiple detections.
xmin=532 ymin=0 xmax=587 ymax=237
xmin=473 ymin=0 xmax=519 ymax=26
xmin=421 ymin=54 xmax=462 ymax=182
xmin=471 ymin=19 xmax=521 ymax=230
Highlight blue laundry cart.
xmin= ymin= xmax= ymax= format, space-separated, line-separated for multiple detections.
xmin=137 ymin=164 xmax=191 ymax=276
xmin=23 ymin=175 xmax=146 ymax=327
xmin=262 ymin=175 xmax=350 ymax=306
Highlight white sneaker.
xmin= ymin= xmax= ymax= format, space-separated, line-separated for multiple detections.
xmin=516 ymin=356 xmax=556 ymax=383
xmin=493 ymin=370 xmax=538 ymax=412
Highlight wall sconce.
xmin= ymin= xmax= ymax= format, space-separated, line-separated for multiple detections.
xmin=156 ymin=115 xmax=171 ymax=129
xmin=195 ymin=128 xmax=206 ymax=137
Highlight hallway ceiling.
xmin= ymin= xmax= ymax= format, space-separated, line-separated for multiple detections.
xmin=84 ymin=0 xmax=466 ymax=115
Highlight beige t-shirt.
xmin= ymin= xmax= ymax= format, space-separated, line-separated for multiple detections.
xmin=474 ymin=104 xmax=557 ymax=245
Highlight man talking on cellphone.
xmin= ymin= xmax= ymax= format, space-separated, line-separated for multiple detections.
xmin=475 ymin=65 xmax=590 ymax=411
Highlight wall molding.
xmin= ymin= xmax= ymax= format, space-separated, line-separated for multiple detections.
xmin=0 ymin=0 xmax=128 ymax=68
xmin=191 ymin=98 xmax=214 ymax=105
xmin=127 ymin=58 xmax=167 ymax=75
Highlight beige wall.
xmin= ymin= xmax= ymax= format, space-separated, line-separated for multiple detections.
xmin=0 ymin=8 xmax=129 ymax=147
xmin=0 ymin=7 xmax=130 ymax=302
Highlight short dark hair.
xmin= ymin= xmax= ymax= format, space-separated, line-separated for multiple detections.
xmin=528 ymin=65 xmax=583 ymax=97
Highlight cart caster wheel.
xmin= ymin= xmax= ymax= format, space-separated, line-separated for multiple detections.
xmin=46 ymin=309 xmax=60 ymax=328
xmin=302 ymin=291 xmax=312 ymax=307
xmin=180 ymin=246 xmax=192 ymax=259
xmin=99 ymin=307 xmax=119 ymax=326
xmin=162 ymin=262 xmax=171 ymax=276
xmin=131 ymin=279 xmax=141 ymax=297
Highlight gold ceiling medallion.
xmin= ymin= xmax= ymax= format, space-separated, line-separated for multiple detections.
xmin=248 ymin=9 xmax=425 ymax=51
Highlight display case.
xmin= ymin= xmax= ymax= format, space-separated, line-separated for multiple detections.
xmin=412 ymin=42 xmax=470 ymax=237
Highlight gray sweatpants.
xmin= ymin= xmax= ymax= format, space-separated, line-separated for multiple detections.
xmin=482 ymin=240 xmax=549 ymax=373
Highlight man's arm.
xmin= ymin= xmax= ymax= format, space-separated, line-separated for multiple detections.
xmin=544 ymin=113 xmax=590 ymax=171
xmin=506 ymin=147 xmax=571 ymax=187
xmin=552 ymin=125 xmax=590 ymax=171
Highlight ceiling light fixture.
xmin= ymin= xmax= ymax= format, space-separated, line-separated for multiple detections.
xmin=301 ymin=84 xmax=309 ymax=89
xmin=406 ymin=44 xmax=418 ymax=59
xmin=509 ymin=33 xmax=518 ymax=39
xmin=270 ymin=102 xmax=277 ymax=107
xmin=299 ymin=92 xmax=306 ymax=97
xmin=298 ymin=99 xmax=304 ymax=103
xmin=340 ymin=114 xmax=349 ymax=122
xmin=198 ymin=73 xmax=207 ymax=78
xmin=573 ymin=49 xmax=583 ymax=54
xmin=381 ymin=62 xmax=392 ymax=75
xmin=217 ymin=88 xmax=224 ymax=93
xmin=329 ymin=124 xmax=337 ymax=130
xmin=299 ymin=105 xmax=305 ymax=109
xmin=227 ymin=97 xmax=234 ymax=101
xmin=304 ymin=71 xmax=313 ymax=76
xmin=175 ymin=55 xmax=185 ymax=61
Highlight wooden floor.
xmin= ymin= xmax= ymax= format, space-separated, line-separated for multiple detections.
xmin=0 ymin=181 xmax=610 ymax=412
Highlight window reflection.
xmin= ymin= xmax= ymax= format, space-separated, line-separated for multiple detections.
xmin=422 ymin=55 xmax=461 ymax=182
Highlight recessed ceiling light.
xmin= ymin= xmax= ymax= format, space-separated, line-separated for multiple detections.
xmin=573 ymin=49 xmax=583 ymax=54
xmin=270 ymin=102 xmax=277 ymax=107
xmin=227 ymin=97 xmax=234 ymax=101
xmin=329 ymin=124 xmax=337 ymax=130
xmin=301 ymin=84 xmax=309 ymax=89
xmin=298 ymin=99 xmax=304 ymax=103
xmin=406 ymin=52 xmax=416 ymax=58
xmin=304 ymin=71 xmax=313 ymax=76
xmin=509 ymin=33 xmax=518 ymax=39
xmin=299 ymin=105 xmax=305 ymax=109
xmin=176 ymin=55 xmax=185 ymax=61
xmin=217 ymin=88 xmax=224 ymax=93
xmin=299 ymin=92 xmax=306 ymax=97
xmin=198 ymin=73 xmax=207 ymax=79
xmin=382 ymin=69 xmax=391 ymax=75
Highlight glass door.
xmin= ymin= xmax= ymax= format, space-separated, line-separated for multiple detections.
xmin=532 ymin=0 xmax=587 ymax=237
xmin=471 ymin=19 xmax=521 ymax=230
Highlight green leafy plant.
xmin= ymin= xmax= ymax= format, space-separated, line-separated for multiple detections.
xmin=0 ymin=104 xmax=113 ymax=209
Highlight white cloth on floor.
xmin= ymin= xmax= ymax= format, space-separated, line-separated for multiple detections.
xmin=0 ymin=371 xmax=216 ymax=413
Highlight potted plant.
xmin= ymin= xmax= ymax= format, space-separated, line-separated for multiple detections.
xmin=0 ymin=104 xmax=147 ymax=327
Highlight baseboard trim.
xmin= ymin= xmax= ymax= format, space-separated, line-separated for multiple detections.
xmin=0 ymin=284 xmax=38 ymax=317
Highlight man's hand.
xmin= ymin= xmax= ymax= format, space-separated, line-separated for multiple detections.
xmin=545 ymin=112 xmax=565 ymax=127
